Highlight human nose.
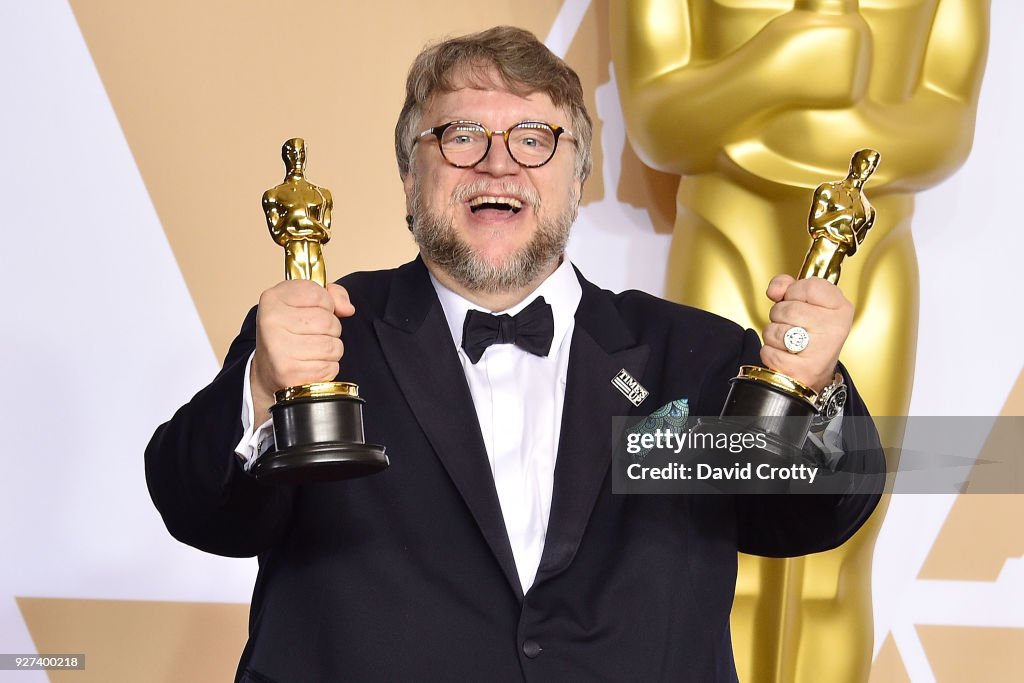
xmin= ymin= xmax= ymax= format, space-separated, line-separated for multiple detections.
xmin=474 ymin=133 xmax=521 ymax=177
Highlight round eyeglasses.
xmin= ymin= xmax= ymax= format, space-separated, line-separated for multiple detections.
xmin=417 ymin=120 xmax=574 ymax=169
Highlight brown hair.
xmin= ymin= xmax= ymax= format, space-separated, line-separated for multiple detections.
xmin=395 ymin=26 xmax=593 ymax=182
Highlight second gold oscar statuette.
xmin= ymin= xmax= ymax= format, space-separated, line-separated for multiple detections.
xmin=252 ymin=138 xmax=389 ymax=484
xmin=700 ymin=149 xmax=880 ymax=464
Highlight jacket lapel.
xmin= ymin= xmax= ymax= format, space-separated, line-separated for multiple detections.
xmin=534 ymin=274 xmax=650 ymax=586
xmin=373 ymin=259 xmax=524 ymax=601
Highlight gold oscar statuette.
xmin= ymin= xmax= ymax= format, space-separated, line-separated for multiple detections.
xmin=708 ymin=149 xmax=880 ymax=458
xmin=252 ymin=138 xmax=389 ymax=484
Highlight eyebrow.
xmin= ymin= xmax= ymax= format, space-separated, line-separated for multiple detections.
xmin=429 ymin=116 xmax=564 ymax=128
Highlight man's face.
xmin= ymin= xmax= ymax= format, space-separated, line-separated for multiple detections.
xmin=403 ymin=73 xmax=582 ymax=294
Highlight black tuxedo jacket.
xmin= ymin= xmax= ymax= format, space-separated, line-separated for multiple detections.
xmin=146 ymin=258 xmax=883 ymax=682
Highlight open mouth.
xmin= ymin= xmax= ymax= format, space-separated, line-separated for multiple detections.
xmin=468 ymin=195 xmax=523 ymax=218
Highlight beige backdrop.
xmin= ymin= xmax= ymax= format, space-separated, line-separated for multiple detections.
xmin=2 ymin=1 xmax=1021 ymax=681
xmin=68 ymin=0 xmax=676 ymax=357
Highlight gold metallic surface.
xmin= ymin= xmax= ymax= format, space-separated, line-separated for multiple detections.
xmin=735 ymin=365 xmax=818 ymax=406
xmin=612 ymin=2 xmax=989 ymax=681
xmin=275 ymin=381 xmax=361 ymax=404
xmin=800 ymin=149 xmax=879 ymax=284
xmin=263 ymin=138 xmax=334 ymax=288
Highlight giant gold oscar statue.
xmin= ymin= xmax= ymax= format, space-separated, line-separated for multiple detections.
xmin=611 ymin=1 xmax=989 ymax=681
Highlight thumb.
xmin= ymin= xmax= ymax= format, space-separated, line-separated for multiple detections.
xmin=327 ymin=283 xmax=356 ymax=318
xmin=766 ymin=274 xmax=796 ymax=303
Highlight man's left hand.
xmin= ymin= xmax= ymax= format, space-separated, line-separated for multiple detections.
xmin=760 ymin=274 xmax=853 ymax=392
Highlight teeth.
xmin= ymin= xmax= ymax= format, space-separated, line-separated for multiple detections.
xmin=468 ymin=195 xmax=523 ymax=209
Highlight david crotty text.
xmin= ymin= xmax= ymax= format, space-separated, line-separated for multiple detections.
xmin=626 ymin=462 xmax=819 ymax=484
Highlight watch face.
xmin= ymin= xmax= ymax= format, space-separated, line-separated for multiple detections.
xmin=821 ymin=385 xmax=848 ymax=421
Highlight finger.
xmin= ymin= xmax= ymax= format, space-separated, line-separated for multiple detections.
xmin=767 ymin=300 xmax=831 ymax=328
xmin=281 ymin=307 xmax=343 ymax=337
xmin=291 ymin=335 xmax=344 ymax=363
xmin=278 ymin=359 xmax=341 ymax=385
xmin=270 ymin=279 xmax=335 ymax=310
xmin=780 ymin=277 xmax=849 ymax=309
xmin=319 ymin=360 xmax=341 ymax=383
xmin=759 ymin=345 xmax=831 ymax=392
xmin=763 ymin=322 xmax=815 ymax=352
xmin=758 ymin=346 xmax=810 ymax=379
xmin=256 ymin=291 xmax=336 ymax=333
xmin=766 ymin=274 xmax=796 ymax=303
xmin=327 ymin=283 xmax=356 ymax=318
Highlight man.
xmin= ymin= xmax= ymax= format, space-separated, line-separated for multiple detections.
xmin=146 ymin=26 xmax=882 ymax=682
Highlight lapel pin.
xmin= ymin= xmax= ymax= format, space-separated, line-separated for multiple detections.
xmin=612 ymin=368 xmax=649 ymax=407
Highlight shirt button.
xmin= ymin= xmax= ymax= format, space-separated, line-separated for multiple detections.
xmin=522 ymin=640 xmax=542 ymax=658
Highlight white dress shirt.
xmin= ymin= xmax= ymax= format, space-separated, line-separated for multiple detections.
xmin=431 ymin=259 xmax=581 ymax=592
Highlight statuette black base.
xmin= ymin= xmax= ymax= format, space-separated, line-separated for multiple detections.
xmin=698 ymin=371 xmax=819 ymax=467
xmin=253 ymin=442 xmax=389 ymax=484
xmin=255 ymin=387 xmax=389 ymax=484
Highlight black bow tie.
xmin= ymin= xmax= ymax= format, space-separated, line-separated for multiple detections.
xmin=461 ymin=296 xmax=555 ymax=364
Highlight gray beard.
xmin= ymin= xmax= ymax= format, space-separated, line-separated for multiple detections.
xmin=410 ymin=179 xmax=577 ymax=294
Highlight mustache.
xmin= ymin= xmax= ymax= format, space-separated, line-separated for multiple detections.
xmin=449 ymin=180 xmax=541 ymax=212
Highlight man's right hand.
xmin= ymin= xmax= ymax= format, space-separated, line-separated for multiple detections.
xmin=250 ymin=280 xmax=356 ymax=421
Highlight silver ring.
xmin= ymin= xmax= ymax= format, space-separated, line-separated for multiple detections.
xmin=784 ymin=326 xmax=809 ymax=354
